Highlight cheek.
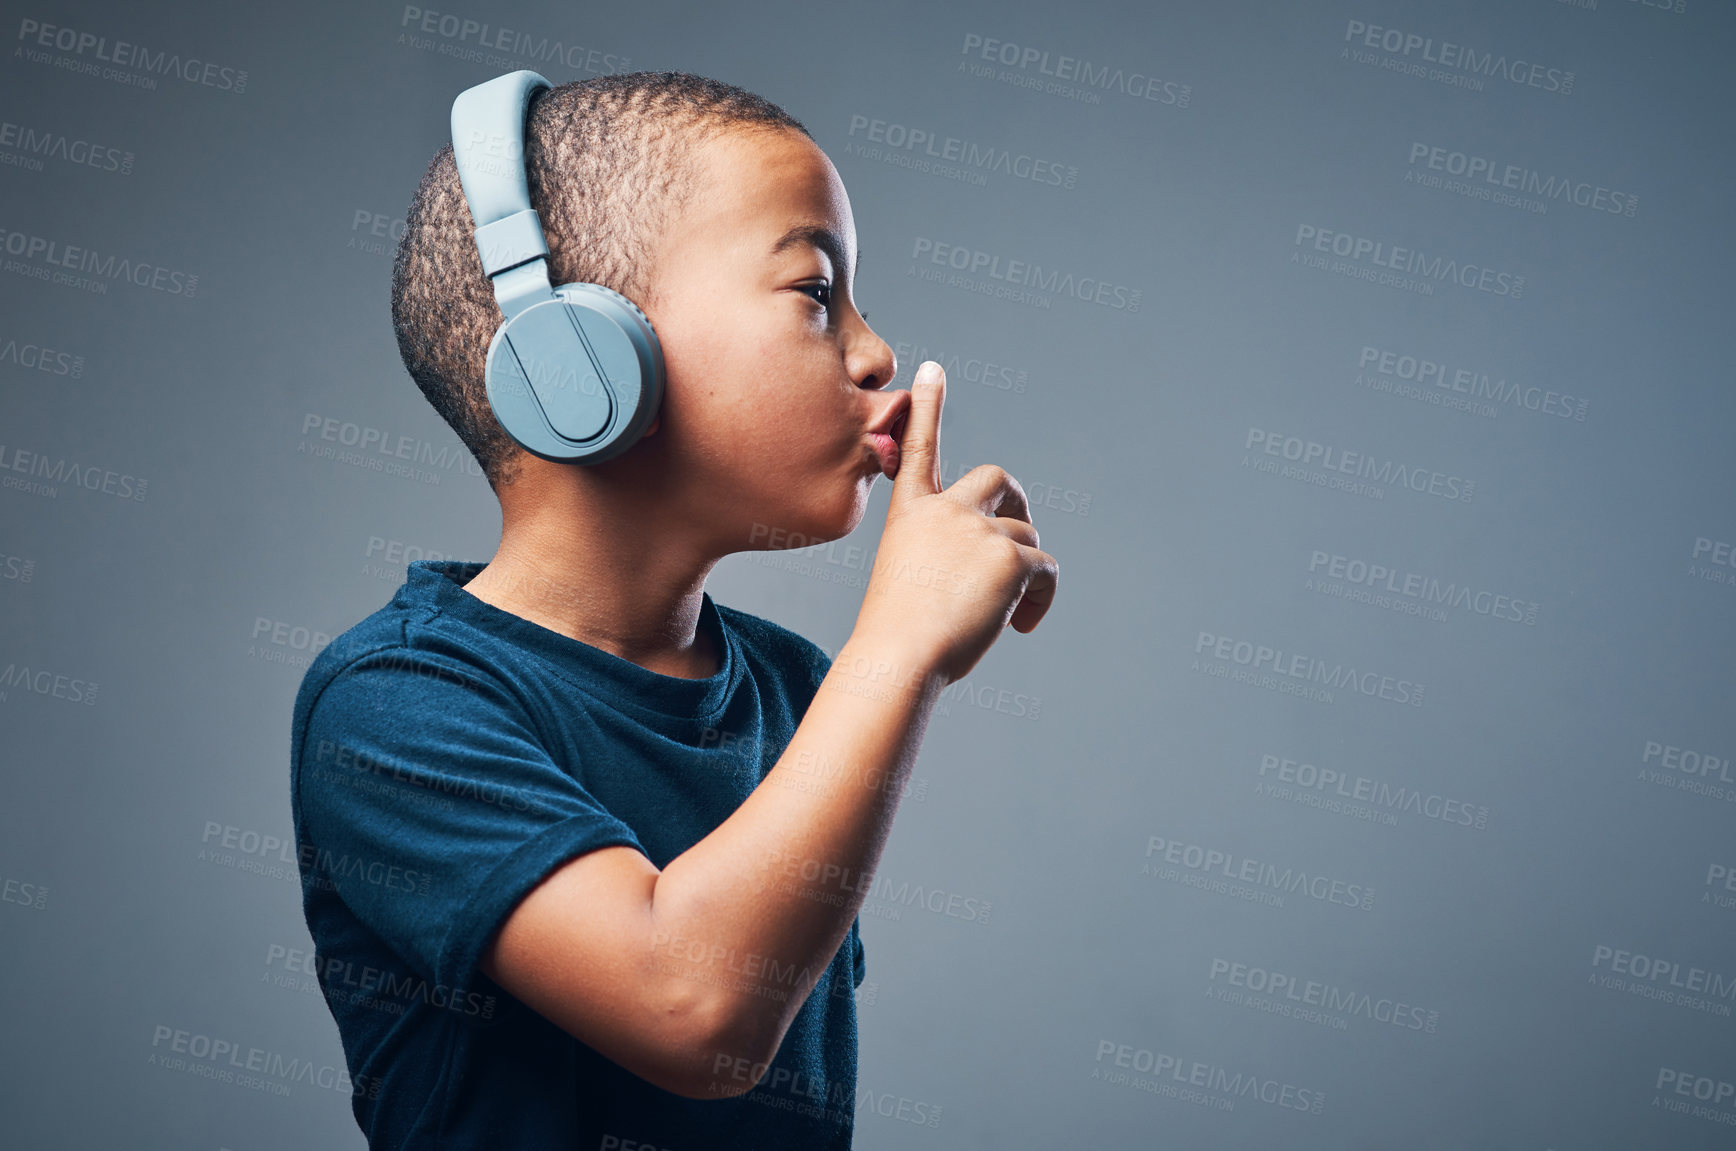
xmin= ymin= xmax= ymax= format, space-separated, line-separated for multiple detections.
xmin=720 ymin=352 xmax=838 ymax=451
xmin=657 ymin=308 xmax=849 ymax=477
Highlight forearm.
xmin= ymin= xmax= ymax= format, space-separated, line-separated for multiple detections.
xmin=647 ymin=628 xmax=942 ymax=1067
xmin=476 ymin=364 xmax=1054 ymax=1101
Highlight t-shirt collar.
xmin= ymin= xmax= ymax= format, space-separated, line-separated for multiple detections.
xmin=404 ymin=559 xmax=739 ymax=724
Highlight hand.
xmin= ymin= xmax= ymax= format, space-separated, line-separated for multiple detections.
xmin=853 ymin=362 xmax=1059 ymax=685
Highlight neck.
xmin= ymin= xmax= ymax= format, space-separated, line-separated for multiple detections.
xmin=459 ymin=454 xmax=721 ymax=680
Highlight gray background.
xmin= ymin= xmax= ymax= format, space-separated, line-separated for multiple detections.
xmin=3 ymin=0 xmax=1733 ymax=1146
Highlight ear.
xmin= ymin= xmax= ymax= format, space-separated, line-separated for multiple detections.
xmin=640 ymin=413 xmax=661 ymax=438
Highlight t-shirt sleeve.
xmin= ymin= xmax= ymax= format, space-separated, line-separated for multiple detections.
xmin=294 ymin=645 xmax=645 ymax=995
xmin=851 ymin=918 xmax=866 ymax=988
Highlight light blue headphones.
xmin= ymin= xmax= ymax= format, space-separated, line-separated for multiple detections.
xmin=449 ymin=70 xmax=665 ymax=465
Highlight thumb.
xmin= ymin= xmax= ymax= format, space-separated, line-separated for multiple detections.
xmin=892 ymin=361 xmax=945 ymax=504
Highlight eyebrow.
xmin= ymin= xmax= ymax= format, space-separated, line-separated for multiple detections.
xmin=770 ymin=224 xmax=859 ymax=282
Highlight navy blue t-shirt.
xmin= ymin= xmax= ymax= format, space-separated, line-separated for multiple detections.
xmin=289 ymin=559 xmax=865 ymax=1149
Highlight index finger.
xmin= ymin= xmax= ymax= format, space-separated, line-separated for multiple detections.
xmin=890 ymin=361 xmax=946 ymax=505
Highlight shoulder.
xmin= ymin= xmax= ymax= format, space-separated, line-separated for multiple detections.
xmin=713 ymin=600 xmax=832 ymax=691
xmin=290 ymin=595 xmax=520 ymax=766
xmin=292 ymin=602 xmax=409 ymax=728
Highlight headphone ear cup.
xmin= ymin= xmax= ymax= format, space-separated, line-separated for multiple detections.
xmin=484 ymin=282 xmax=664 ymax=465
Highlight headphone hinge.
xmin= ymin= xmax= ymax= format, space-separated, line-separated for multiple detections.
xmin=491 ymin=258 xmax=554 ymax=319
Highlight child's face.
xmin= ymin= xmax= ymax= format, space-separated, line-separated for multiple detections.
xmin=641 ymin=126 xmax=904 ymax=552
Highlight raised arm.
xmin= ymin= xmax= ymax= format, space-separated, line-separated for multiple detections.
xmin=479 ymin=362 xmax=1059 ymax=1098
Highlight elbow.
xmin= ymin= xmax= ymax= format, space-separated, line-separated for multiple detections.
xmin=657 ymin=989 xmax=787 ymax=1100
xmin=666 ymin=993 xmax=791 ymax=1097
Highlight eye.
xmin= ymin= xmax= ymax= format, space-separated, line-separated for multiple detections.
xmin=801 ymin=281 xmax=833 ymax=310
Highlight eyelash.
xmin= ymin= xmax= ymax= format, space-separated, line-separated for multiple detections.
xmin=801 ymin=282 xmax=867 ymax=321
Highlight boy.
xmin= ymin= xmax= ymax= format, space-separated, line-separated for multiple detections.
xmin=290 ymin=70 xmax=1057 ymax=1149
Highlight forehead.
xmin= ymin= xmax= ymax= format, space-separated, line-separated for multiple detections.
xmin=676 ymin=127 xmax=858 ymax=277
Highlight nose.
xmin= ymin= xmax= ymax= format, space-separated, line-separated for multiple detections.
xmin=849 ymin=315 xmax=897 ymax=391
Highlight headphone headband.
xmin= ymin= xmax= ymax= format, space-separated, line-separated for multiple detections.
xmin=450 ymin=70 xmax=555 ymax=313
xmin=444 ymin=69 xmax=666 ymax=466
xmin=450 ymin=69 xmax=550 ymax=229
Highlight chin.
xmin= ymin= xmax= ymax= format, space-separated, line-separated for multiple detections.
xmin=837 ymin=474 xmax=877 ymax=533
xmin=812 ymin=466 xmax=874 ymax=529
xmin=816 ymin=476 xmax=875 ymax=541
xmin=741 ymin=479 xmax=867 ymax=552
xmin=793 ymin=496 xmax=866 ymax=547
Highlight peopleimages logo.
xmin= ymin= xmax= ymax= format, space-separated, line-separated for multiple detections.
xmin=1256 ymin=753 xmax=1490 ymax=832
xmin=1654 ymin=1067 xmax=1736 ymax=1129
xmin=0 ymin=659 xmax=98 ymax=705
xmin=15 ymin=17 xmax=249 ymax=94
xmin=395 ymin=6 xmax=631 ymax=75
xmin=0 ymin=331 xmax=83 ymax=378
xmin=311 ymin=736 xmax=535 ymax=813
xmin=1689 ymin=537 xmax=1736 ymax=588
xmin=149 ymin=1024 xmax=378 ymax=1099
xmin=1091 ymin=1039 xmax=1326 ymax=1115
xmin=1207 ymin=957 xmax=1440 ymax=1033
xmin=2 ymin=872 xmax=47 ymax=910
xmin=264 ymin=943 xmax=496 ymax=1020
xmin=1293 ymin=225 xmax=1525 ymax=298
xmin=889 ymin=341 xmax=1028 ymax=394
xmin=1144 ymin=834 xmax=1377 ymax=911
xmin=0 ymin=119 xmax=134 ymax=176
xmin=348 ymin=209 xmax=405 ymax=259
xmin=0 ymin=226 xmax=198 ymax=297
xmin=1589 ymin=943 xmax=1735 ymax=1019
xmin=361 ymin=535 xmax=456 ymax=582
xmin=844 ymin=115 xmax=1078 ymax=190
xmin=958 ymin=33 xmax=1192 ymax=108
xmin=0 ymin=549 xmax=35 ymax=583
xmin=1244 ymin=428 xmax=1476 ymax=505
xmin=1341 ymin=19 xmax=1575 ymax=95
xmin=0 ymin=442 xmax=147 ymax=502
xmin=909 ymin=237 xmax=1142 ymax=312
xmin=1307 ymin=549 xmax=1540 ymax=627
xmin=1405 ymin=142 xmax=1638 ymax=218
xmin=297 ymin=412 xmax=485 ymax=485
xmin=1705 ymin=863 xmax=1736 ymax=911
xmin=1193 ymin=629 xmax=1425 ymax=707
xmin=1357 ymin=345 xmax=1588 ymax=423
xmin=1637 ymin=738 xmax=1735 ymax=806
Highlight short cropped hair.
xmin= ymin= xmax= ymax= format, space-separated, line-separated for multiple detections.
xmin=391 ymin=71 xmax=811 ymax=490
